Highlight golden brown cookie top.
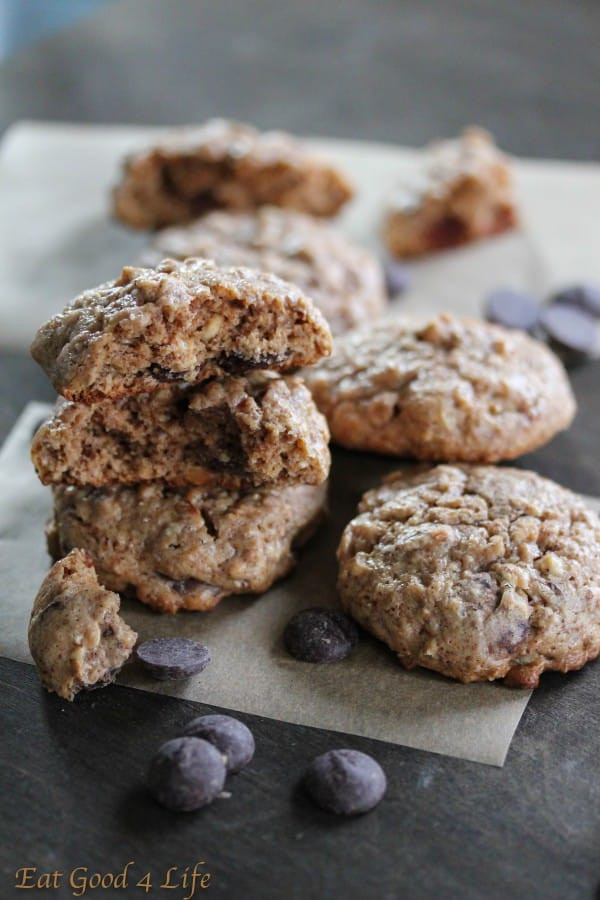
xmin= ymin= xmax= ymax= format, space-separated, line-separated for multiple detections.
xmin=337 ymin=464 xmax=600 ymax=687
xmin=304 ymin=312 xmax=575 ymax=462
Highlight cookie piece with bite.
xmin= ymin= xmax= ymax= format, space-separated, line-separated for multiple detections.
xmin=383 ymin=127 xmax=518 ymax=258
xmin=31 ymin=372 xmax=330 ymax=488
xmin=30 ymin=258 xmax=332 ymax=402
xmin=28 ymin=549 xmax=137 ymax=701
xmin=113 ymin=118 xmax=353 ymax=229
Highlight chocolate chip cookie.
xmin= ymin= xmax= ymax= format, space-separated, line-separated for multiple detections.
xmin=31 ymin=372 xmax=330 ymax=488
xmin=30 ymin=258 xmax=332 ymax=402
xmin=113 ymin=119 xmax=353 ymax=230
xmin=303 ymin=313 xmax=575 ymax=462
xmin=143 ymin=208 xmax=387 ymax=335
xmin=28 ymin=549 xmax=137 ymax=700
xmin=383 ymin=128 xmax=518 ymax=258
xmin=337 ymin=465 xmax=600 ymax=687
xmin=48 ymin=481 xmax=327 ymax=614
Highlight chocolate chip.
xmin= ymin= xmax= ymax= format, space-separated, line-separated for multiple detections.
xmin=483 ymin=287 xmax=541 ymax=332
xmin=148 ymin=363 xmax=185 ymax=383
xmin=384 ymin=260 xmax=411 ymax=297
xmin=217 ymin=350 xmax=288 ymax=375
xmin=548 ymin=284 xmax=600 ymax=319
xmin=540 ymin=303 xmax=598 ymax=361
xmin=304 ymin=749 xmax=387 ymax=815
xmin=284 ymin=608 xmax=360 ymax=663
xmin=182 ymin=714 xmax=255 ymax=773
xmin=147 ymin=737 xmax=226 ymax=812
xmin=136 ymin=638 xmax=211 ymax=680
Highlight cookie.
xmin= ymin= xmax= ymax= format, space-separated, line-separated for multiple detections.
xmin=112 ymin=119 xmax=354 ymax=230
xmin=30 ymin=258 xmax=332 ymax=402
xmin=303 ymin=313 xmax=576 ymax=462
xmin=143 ymin=208 xmax=387 ymax=335
xmin=31 ymin=372 xmax=330 ymax=488
xmin=383 ymin=128 xmax=518 ymax=258
xmin=47 ymin=481 xmax=327 ymax=614
xmin=337 ymin=465 xmax=600 ymax=687
xmin=28 ymin=549 xmax=137 ymax=701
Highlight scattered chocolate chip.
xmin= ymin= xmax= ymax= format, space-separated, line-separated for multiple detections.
xmin=182 ymin=714 xmax=255 ymax=773
xmin=284 ymin=608 xmax=360 ymax=663
xmin=540 ymin=303 xmax=598 ymax=362
xmin=304 ymin=749 xmax=386 ymax=815
xmin=147 ymin=737 xmax=226 ymax=812
xmin=483 ymin=287 xmax=541 ymax=332
xmin=136 ymin=637 xmax=211 ymax=680
xmin=548 ymin=284 xmax=600 ymax=319
xmin=384 ymin=260 xmax=411 ymax=297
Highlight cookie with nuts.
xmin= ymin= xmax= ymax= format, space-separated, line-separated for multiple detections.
xmin=47 ymin=480 xmax=327 ymax=614
xmin=337 ymin=464 xmax=600 ymax=687
xmin=30 ymin=258 xmax=332 ymax=402
xmin=303 ymin=313 xmax=575 ymax=462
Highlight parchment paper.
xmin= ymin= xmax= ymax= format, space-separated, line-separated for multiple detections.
xmin=0 ymin=123 xmax=599 ymax=767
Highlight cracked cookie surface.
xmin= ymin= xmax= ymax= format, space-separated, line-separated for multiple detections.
xmin=28 ymin=549 xmax=137 ymax=700
xmin=144 ymin=208 xmax=386 ymax=335
xmin=30 ymin=258 xmax=332 ymax=402
xmin=48 ymin=481 xmax=327 ymax=614
xmin=113 ymin=119 xmax=353 ymax=229
xmin=337 ymin=464 xmax=600 ymax=687
xmin=303 ymin=313 xmax=575 ymax=462
xmin=31 ymin=372 xmax=330 ymax=488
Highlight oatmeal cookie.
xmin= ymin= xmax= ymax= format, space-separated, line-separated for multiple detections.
xmin=303 ymin=313 xmax=575 ymax=462
xmin=30 ymin=258 xmax=332 ymax=402
xmin=113 ymin=119 xmax=353 ymax=229
xmin=31 ymin=372 xmax=330 ymax=488
xmin=48 ymin=481 xmax=327 ymax=614
xmin=28 ymin=549 xmax=137 ymax=700
xmin=383 ymin=128 xmax=518 ymax=258
xmin=143 ymin=208 xmax=386 ymax=335
xmin=337 ymin=465 xmax=600 ymax=687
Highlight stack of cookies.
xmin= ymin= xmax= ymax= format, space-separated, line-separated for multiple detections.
xmin=30 ymin=257 xmax=333 ymax=614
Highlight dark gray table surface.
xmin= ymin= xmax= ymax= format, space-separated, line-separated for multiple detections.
xmin=1 ymin=2 xmax=599 ymax=898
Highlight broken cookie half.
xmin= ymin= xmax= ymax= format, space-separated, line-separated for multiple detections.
xmin=28 ymin=549 xmax=137 ymax=701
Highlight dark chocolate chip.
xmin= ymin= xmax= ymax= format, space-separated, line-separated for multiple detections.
xmin=548 ymin=284 xmax=600 ymax=319
xmin=182 ymin=714 xmax=255 ymax=773
xmin=136 ymin=638 xmax=211 ymax=680
xmin=217 ymin=350 xmax=288 ymax=375
xmin=483 ymin=287 xmax=541 ymax=332
xmin=148 ymin=363 xmax=186 ymax=383
xmin=304 ymin=749 xmax=387 ymax=815
xmin=284 ymin=608 xmax=360 ymax=663
xmin=384 ymin=260 xmax=411 ymax=297
xmin=540 ymin=303 xmax=598 ymax=360
xmin=147 ymin=737 xmax=226 ymax=812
